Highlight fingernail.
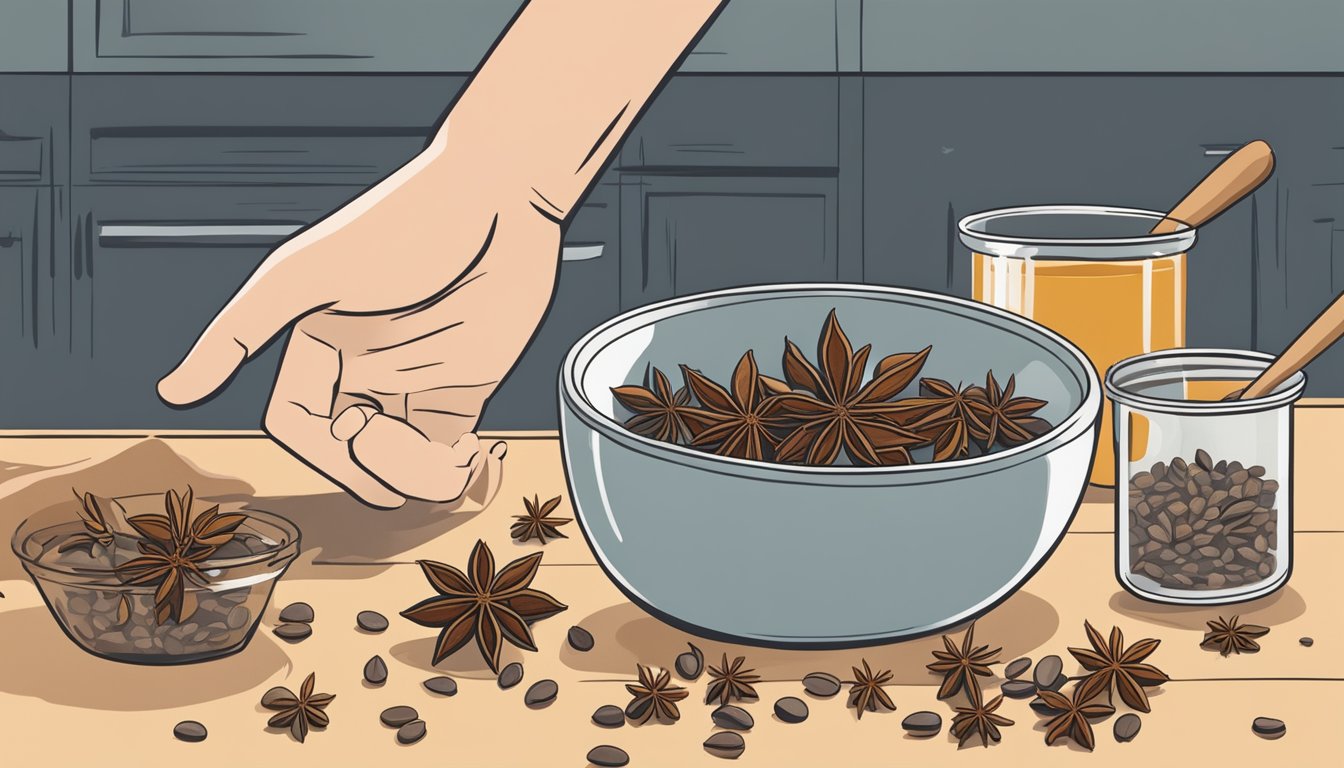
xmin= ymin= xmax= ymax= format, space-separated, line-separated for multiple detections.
xmin=331 ymin=405 xmax=376 ymax=441
xmin=489 ymin=441 xmax=508 ymax=461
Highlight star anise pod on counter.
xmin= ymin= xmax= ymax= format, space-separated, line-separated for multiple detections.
xmin=58 ymin=490 xmax=116 ymax=554
xmin=611 ymin=365 xmax=699 ymax=444
xmin=950 ymin=693 xmax=1012 ymax=747
xmin=401 ymin=539 xmax=568 ymax=673
xmin=1038 ymin=686 xmax=1115 ymax=751
xmin=510 ymin=494 xmax=571 ymax=544
xmin=705 ymin=653 xmax=761 ymax=705
xmin=891 ymin=378 xmax=981 ymax=462
xmin=625 ymin=664 xmax=689 ymax=724
xmin=260 ymin=672 xmax=335 ymax=743
xmin=844 ymin=659 xmax=896 ymax=719
xmin=927 ymin=622 xmax=1001 ymax=704
xmin=114 ymin=487 xmax=248 ymax=625
xmin=770 ymin=310 xmax=929 ymax=466
xmin=681 ymin=351 xmax=791 ymax=462
xmin=1200 ymin=615 xmax=1270 ymax=656
xmin=966 ymin=371 xmax=1051 ymax=449
xmin=1069 ymin=621 xmax=1169 ymax=713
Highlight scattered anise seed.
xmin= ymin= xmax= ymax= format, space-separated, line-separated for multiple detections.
xmin=260 ymin=672 xmax=334 ymax=743
xmin=510 ymin=494 xmax=571 ymax=544
xmin=950 ymin=693 xmax=1013 ymax=747
xmin=625 ymin=664 xmax=689 ymax=725
xmin=926 ymin=621 xmax=1001 ymax=705
xmin=1038 ymin=686 xmax=1116 ymax=751
xmin=1069 ymin=621 xmax=1169 ymax=713
xmin=400 ymin=539 xmax=567 ymax=673
xmin=844 ymin=659 xmax=895 ymax=719
xmin=1201 ymin=615 xmax=1271 ymax=656
xmin=705 ymin=653 xmax=761 ymax=706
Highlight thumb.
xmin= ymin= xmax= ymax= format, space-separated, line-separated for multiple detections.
xmin=158 ymin=242 xmax=328 ymax=405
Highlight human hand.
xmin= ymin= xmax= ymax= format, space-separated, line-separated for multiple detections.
xmin=158 ymin=132 xmax=562 ymax=508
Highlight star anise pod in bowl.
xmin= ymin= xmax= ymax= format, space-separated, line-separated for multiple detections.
xmin=681 ymin=351 xmax=792 ymax=462
xmin=114 ymin=487 xmax=248 ymax=625
xmin=770 ymin=310 xmax=929 ymax=466
xmin=966 ymin=371 xmax=1051 ymax=449
xmin=611 ymin=365 xmax=700 ymax=444
xmin=58 ymin=490 xmax=116 ymax=555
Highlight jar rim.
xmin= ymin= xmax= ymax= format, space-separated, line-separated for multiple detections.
xmin=958 ymin=205 xmax=1197 ymax=260
xmin=1104 ymin=348 xmax=1305 ymax=415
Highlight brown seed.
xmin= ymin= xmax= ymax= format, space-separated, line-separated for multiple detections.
xmin=525 ymin=679 xmax=558 ymax=707
xmin=712 ymin=704 xmax=754 ymax=730
xmin=567 ymin=625 xmax=594 ymax=652
xmin=364 ymin=655 xmax=388 ymax=685
xmin=1001 ymin=680 xmax=1036 ymax=699
xmin=704 ymin=732 xmax=746 ymax=759
xmin=1004 ymin=657 xmax=1032 ymax=679
xmin=592 ymin=705 xmax=626 ymax=727
xmin=273 ymin=623 xmax=311 ymax=642
xmin=1300 ymin=637 xmax=1314 ymax=647
xmin=1113 ymin=713 xmax=1141 ymax=742
xmin=675 ymin=643 xmax=704 ymax=680
xmin=802 ymin=671 xmax=842 ymax=697
xmin=173 ymin=720 xmax=207 ymax=743
xmin=278 ymin=602 xmax=314 ymax=624
xmin=774 ymin=696 xmax=809 ymax=723
xmin=396 ymin=719 xmax=427 ymax=745
xmin=901 ymin=710 xmax=943 ymax=735
xmin=380 ymin=705 xmax=418 ymax=727
xmin=1033 ymin=656 xmax=1065 ymax=691
xmin=498 ymin=662 xmax=524 ymax=689
xmin=356 ymin=610 xmax=388 ymax=632
xmin=1252 ymin=717 xmax=1286 ymax=739
xmin=587 ymin=745 xmax=630 ymax=767
xmin=423 ymin=676 xmax=457 ymax=696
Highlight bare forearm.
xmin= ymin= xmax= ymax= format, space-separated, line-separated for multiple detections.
xmin=438 ymin=0 xmax=725 ymax=219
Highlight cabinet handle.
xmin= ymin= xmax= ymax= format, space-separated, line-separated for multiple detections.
xmin=99 ymin=223 xmax=605 ymax=260
xmin=561 ymin=243 xmax=604 ymax=262
xmin=99 ymin=223 xmax=300 ymax=246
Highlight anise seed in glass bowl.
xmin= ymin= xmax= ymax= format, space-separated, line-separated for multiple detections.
xmin=13 ymin=495 xmax=299 ymax=665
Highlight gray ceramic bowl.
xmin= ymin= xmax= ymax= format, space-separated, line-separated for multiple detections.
xmin=559 ymin=284 xmax=1100 ymax=647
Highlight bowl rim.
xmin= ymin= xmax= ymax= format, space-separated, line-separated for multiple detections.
xmin=559 ymin=283 xmax=1102 ymax=483
xmin=12 ymin=505 xmax=301 ymax=580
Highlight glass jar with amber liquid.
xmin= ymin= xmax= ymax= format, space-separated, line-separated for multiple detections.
xmin=959 ymin=206 xmax=1197 ymax=486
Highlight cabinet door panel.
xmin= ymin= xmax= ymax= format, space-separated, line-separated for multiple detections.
xmin=73 ymin=75 xmax=463 ymax=185
xmin=0 ymin=75 xmax=68 ymax=185
xmin=621 ymin=177 xmax=840 ymax=309
xmin=0 ymin=186 xmax=67 ymax=427
xmin=76 ymin=0 xmax=521 ymax=72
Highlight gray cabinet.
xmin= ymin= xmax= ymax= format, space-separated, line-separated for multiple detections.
xmin=0 ymin=1 xmax=67 ymax=73
xmin=73 ymin=0 xmax=522 ymax=72
xmin=863 ymin=75 xmax=1344 ymax=393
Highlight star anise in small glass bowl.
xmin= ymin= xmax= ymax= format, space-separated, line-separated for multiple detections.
xmin=14 ymin=487 xmax=300 ymax=665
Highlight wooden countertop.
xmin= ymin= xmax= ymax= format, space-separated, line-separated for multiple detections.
xmin=1 ymin=405 xmax=1341 ymax=765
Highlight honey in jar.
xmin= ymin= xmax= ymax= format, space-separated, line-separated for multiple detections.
xmin=959 ymin=206 xmax=1196 ymax=486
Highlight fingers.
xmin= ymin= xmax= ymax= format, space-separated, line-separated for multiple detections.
xmin=264 ymin=328 xmax=405 ymax=509
xmin=159 ymin=241 xmax=330 ymax=406
xmin=344 ymin=411 xmax=485 ymax=503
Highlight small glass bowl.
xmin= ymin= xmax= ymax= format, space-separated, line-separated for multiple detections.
xmin=1106 ymin=349 xmax=1303 ymax=605
xmin=13 ymin=506 xmax=300 ymax=664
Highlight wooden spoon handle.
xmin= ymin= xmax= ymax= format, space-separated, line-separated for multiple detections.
xmin=1151 ymin=140 xmax=1275 ymax=234
xmin=1242 ymin=289 xmax=1344 ymax=399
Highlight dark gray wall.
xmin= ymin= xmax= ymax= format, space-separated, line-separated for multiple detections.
xmin=1 ymin=3 xmax=1342 ymax=429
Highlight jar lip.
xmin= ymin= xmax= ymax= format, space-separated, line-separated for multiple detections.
xmin=1104 ymin=348 xmax=1306 ymax=414
xmin=958 ymin=205 xmax=1197 ymax=260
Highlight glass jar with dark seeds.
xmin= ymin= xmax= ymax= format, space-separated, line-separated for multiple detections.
xmin=1106 ymin=350 xmax=1300 ymax=605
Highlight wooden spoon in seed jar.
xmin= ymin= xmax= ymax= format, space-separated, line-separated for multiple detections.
xmin=1150 ymin=140 xmax=1276 ymax=234
xmin=1225 ymin=288 xmax=1344 ymax=400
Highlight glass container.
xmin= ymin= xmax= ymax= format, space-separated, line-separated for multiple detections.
xmin=14 ymin=506 xmax=300 ymax=664
xmin=960 ymin=205 xmax=1196 ymax=486
xmin=1106 ymin=349 xmax=1303 ymax=604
